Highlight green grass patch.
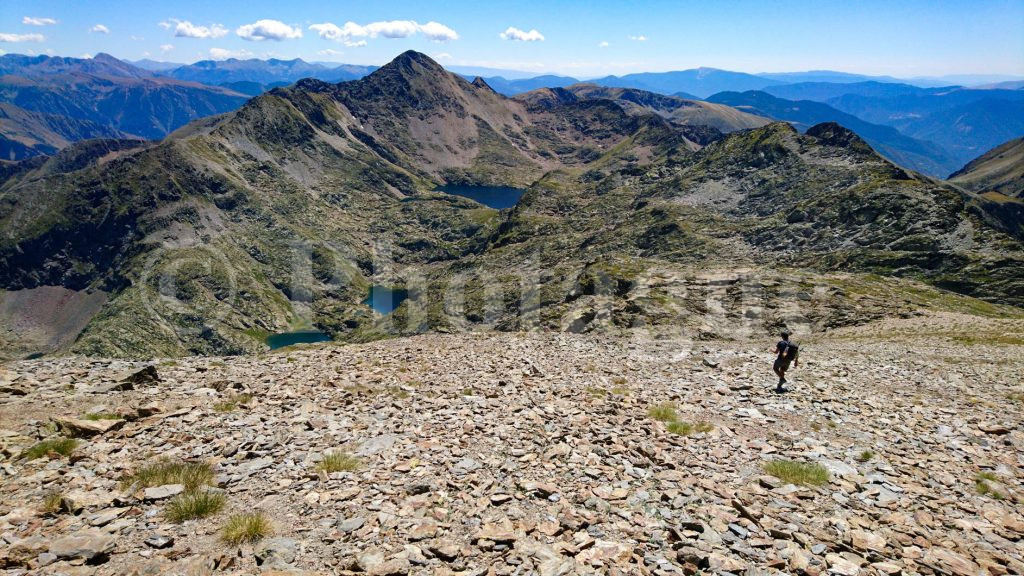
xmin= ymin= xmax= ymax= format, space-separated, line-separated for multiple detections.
xmin=213 ymin=393 xmax=253 ymax=413
xmin=20 ymin=437 xmax=78 ymax=460
xmin=222 ymin=512 xmax=272 ymax=545
xmin=165 ymin=491 xmax=226 ymax=523
xmin=122 ymin=458 xmax=214 ymax=492
xmin=83 ymin=412 xmax=121 ymax=421
xmin=763 ymin=459 xmax=830 ymax=486
xmin=586 ymin=387 xmax=608 ymax=398
xmin=647 ymin=403 xmax=678 ymax=423
xmin=975 ymin=473 xmax=1005 ymax=500
xmin=856 ymin=450 xmax=874 ymax=462
xmin=667 ymin=421 xmax=714 ymax=436
xmin=317 ymin=451 xmax=360 ymax=473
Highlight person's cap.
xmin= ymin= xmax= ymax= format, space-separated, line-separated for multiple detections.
xmin=780 ymin=330 xmax=790 ymax=337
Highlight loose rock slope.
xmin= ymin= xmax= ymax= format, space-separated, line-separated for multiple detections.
xmin=1 ymin=312 xmax=1022 ymax=575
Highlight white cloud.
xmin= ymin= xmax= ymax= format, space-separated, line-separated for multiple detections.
xmin=173 ymin=20 xmax=229 ymax=39
xmin=433 ymin=52 xmax=453 ymax=61
xmin=236 ymin=19 xmax=302 ymax=41
xmin=309 ymin=20 xmax=458 ymax=44
xmin=500 ymin=27 xmax=544 ymax=42
xmin=598 ymin=41 xmax=609 ymax=48
xmin=158 ymin=21 xmax=173 ymax=30
xmin=160 ymin=43 xmax=174 ymax=53
xmin=90 ymin=24 xmax=110 ymax=34
xmin=23 ymin=17 xmax=57 ymax=26
xmin=628 ymin=34 xmax=647 ymax=41
xmin=0 ymin=33 xmax=45 ymax=42
xmin=209 ymin=47 xmax=254 ymax=60
xmin=417 ymin=21 xmax=458 ymax=42
xmin=318 ymin=48 xmax=344 ymax=57
xmin=82 ymin=53 xmax=93 ymax=58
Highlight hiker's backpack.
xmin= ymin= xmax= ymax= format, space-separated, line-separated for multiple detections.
xmin=786 ymin=341 xmax=800 ymax=361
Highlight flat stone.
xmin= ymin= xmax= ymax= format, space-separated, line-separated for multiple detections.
xmin=53 ymin=416 xmax=124 ymax=438
xmin=826 ymin=552 xmax=861 ymax=575
xmin=850 ymin=529 xmax=885 ymax=553
xmin=922 ymin=547 xmax=981 ymax=576
xmin=143 ymin=484 xmax=185 ymax=501
xmin=144 ymin=535 xmax=174 ymax=549
xmin=338 ymin=517 xmax=366 ymax=533
xmin=49 ymin=529 xmax=115 ymax=562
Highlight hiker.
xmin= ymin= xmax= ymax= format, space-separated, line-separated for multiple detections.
xmin=772 ymin=331 xmax=798 ymax=392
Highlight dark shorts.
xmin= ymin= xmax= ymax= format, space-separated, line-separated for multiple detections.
xmin=774 ymin=357 xmax=791 ymax=372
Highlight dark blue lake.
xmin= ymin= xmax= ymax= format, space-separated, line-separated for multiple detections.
xmin=436 ymin=185 xmax=525 ymax=209
xmin=364 ymin=285 xmax=409 ymax=314
xmin=266 ymin=330 xmax=331 ymax=350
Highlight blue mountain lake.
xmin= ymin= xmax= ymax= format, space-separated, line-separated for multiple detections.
xmin=266 ymin=330 xmax=331 ymax=350
xmin=435 ymin=185 xmax=525 ymax=209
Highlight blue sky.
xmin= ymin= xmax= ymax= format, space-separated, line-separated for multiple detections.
xmin=2 ymin=0 xmax=1023 ymax=77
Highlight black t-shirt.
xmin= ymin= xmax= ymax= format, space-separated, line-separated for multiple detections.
xmin=776 ymin=340 xmax=791 ymax=358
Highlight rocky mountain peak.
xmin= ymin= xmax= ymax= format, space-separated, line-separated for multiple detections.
xmin=805 ymin=121 xmax=875 ymax=155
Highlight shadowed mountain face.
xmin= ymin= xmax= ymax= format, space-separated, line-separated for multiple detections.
xmin=0 ymin=52 xmax=1021 ymax=359
xmin=0 ymin=53 xmax=249 ymax=142
xmin=0 ymin=102 xmax=133 ymax=161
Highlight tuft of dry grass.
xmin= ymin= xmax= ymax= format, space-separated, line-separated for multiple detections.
xmin=317 ymin=451 xmax=360 ymax=473
xmin=222 ymin=512 xmax=272 ymax=545
xmin=122 ymin=458 xmax=214 ymax=492
xmin=166 ymin=491 xmax=226 ymax=523
xmin=647 ymin=403 xmax=678 ymax=422
xmin=667 ymin=421 xmax=714 ymax=436
xmin=763 ymin=459 xmax=830 ymax=486
xmin=40 ymin=492 xmax=65 ymax=515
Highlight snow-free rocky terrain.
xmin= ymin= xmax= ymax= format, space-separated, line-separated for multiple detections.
xmin=1 ymin=312 xmax=1022 ymax=575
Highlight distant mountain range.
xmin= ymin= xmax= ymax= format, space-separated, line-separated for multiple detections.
xmin=762 ymin=81 xmax=1024 ymax=168
xmin=2 ymin=52 xmax=1022 ymax=179
xmin=0 ymin=53 xmax=247 ymax=159
xmin=706 ymin=91 xmax=961 ymax=176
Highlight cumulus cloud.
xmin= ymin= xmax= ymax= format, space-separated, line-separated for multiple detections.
xmin=209 ymin=47 xmax=254 ymax=60
xmin=417 ymin=21 xmax=459 ymax=42
xmin=23 ymin=17 xmax=57 ymax=26
xmin=160 ymin=44 xmax=174 ymax=53
xmin=236 ymin=19 xmax=302 ymax=41
xmin=0 ymin=33 xmax=45 ymax=42
xmin=500 ymin=27 xmax=544 ymax=42
xmin=598 ymin=41 xmax=609 ymax=48
xmin=628 ymin=34 xmax=647 ymax=41
xmin=90 ymin=24 xmax=110 ymax=34
xmin=172 ymin=20 xmax=229 ymax=39
xmin=309 ymin=20 xmax=458 ymax=44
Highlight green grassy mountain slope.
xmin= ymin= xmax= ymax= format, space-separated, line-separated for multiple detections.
xmin=950 ymin=137 xmax=1024 ymax=197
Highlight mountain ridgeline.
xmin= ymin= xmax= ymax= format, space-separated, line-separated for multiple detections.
xmin=0 ymin=51 xmax=1021 ymax=359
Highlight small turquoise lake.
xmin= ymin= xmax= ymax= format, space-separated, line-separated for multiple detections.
xmin=436 ymin=185 xmax=525 ymax=209
xmin=266 ymin=330 xmax=331 ymax=350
